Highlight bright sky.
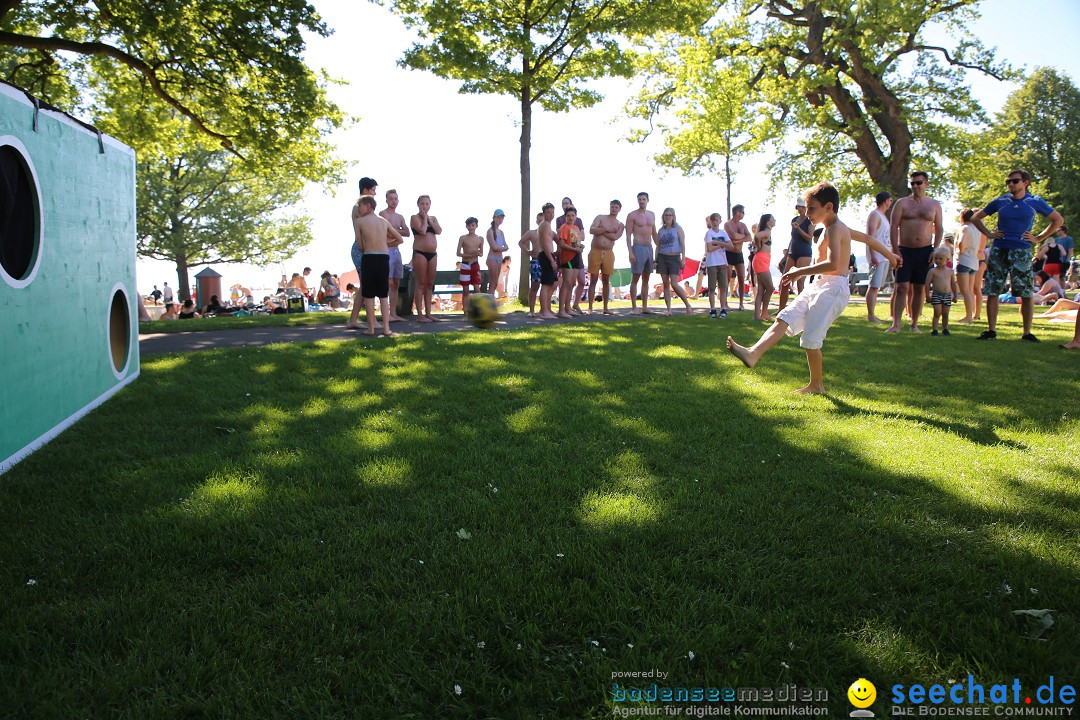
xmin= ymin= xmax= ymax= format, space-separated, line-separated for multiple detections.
xmin=135 ymin=0 xmax=1080 ymax=297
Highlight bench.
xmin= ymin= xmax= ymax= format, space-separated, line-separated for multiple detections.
xmin=400 ymin=267 xmax=495 ymax=315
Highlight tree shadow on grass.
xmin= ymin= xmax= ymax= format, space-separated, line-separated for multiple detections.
xmin=0 ymin=317 xmax=1077 ymax=718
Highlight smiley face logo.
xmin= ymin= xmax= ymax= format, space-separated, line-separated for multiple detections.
xmin=848 ymin=678 xmax=876 ymax=709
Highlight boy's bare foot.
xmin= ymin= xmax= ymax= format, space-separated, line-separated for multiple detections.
xmin=867 ymin=316 xmax=884 ymax=323
xmin=909 ymin=324 xmax=920 ymax=333
xmin=527 ymin=311 xmax=535 ymax=317
xmin=428 ymin=314 xmax=442 ymax=322
xmin=956 ymin=317 xmax=972 ymax=324
xmin=382 ymin=330 xmax=398 ymax=338
xmin=362 ymin=329 xmax=376 ymax=336
xmin=793 ymin=384 xmax=825 ymax=395
xmin=884 ymin=326 xmax=900 ymax=334
xmin=540 ymin=312 xmax=558 ymax=320
xmin=602 ymin=310 xmax=614 ymax=315
xmin=417 ymin=316 xmax=433 ymax=323
xmin=642 ymin=309 xmax=654 ymax=315
xmin=346 ymin=323 xmax=362 ymax=330
xmin=726 ymin=336 xmax=757 ymax=368
xmin=1061 ymin=340 xmax=1080 ymax=349
xmin=557 ymin=312 xmax=573 ymax=318
xmin=662 ymin=310 xmax=672 ymax=317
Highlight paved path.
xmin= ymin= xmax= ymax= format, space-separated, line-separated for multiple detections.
xmin=138 ymin=307 xmax=697 ymax=355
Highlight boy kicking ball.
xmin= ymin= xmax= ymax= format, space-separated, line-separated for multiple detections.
xmin=727 ymin=182 xmax=900 ymax=394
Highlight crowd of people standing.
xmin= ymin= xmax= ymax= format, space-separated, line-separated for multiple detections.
xmin=344 ymin=170 xmax=1076 ymax=344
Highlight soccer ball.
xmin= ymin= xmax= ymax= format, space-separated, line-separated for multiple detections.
xmin=467 ymin=293 xmax=499 ymax=328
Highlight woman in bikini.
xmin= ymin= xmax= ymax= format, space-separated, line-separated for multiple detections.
xmin=410 ymin=195 xmax=442 ymax=322
xmin=752 ymin=215 xmax=776 ymax=322
xmin=485 ymin=209 xmax=508 ymax=299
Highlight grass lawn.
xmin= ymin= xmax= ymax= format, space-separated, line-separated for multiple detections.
xmin=3 ymin=305 xmax=1078 ymax=718
xmin=140 ymin=310 xmax=352 ymax=334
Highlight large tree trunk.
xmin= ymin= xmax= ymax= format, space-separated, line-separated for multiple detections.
xmin=517 ymin=84 xmax=532 ymax=304
xmin=176 ymin=253 xmax=191 ymax=302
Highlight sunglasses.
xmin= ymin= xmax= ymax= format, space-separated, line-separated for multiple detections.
xmin=1006 ymin=178 xmax=1023 ymax=184
xmin=911 ymin=180 xmax=926 ymax=185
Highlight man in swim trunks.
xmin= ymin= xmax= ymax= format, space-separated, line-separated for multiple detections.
xmin=353 ymin=195 xmax=403 ymax=336
xmin=537 ymin=203 xmax=559 ymax=319
xmin=970 ymin=169 xmax=1063 ymax=342
xmin=886 ymin=170 xmax=942 ymax=333
xmin=626 ymin=191 xmax=657 ymax=314
xmin=724 ymin=205 xmax=751 ymax=311
xmin=518 ymin=212 xmax=545 ymax=316
xmin=456 ymin=217 xmax=485 ymax=316
xmin=347 ymin=177 xmax=379 ymax=329
xmin=379 ymin=189 xmax=410 ymax=321
xmin=778 ymin=198 xmax=814 ymax=312
xmin=588 ymin=200 xmax=624 ymax=314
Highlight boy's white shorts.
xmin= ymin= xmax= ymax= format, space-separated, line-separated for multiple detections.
xmin=776 ymin=274 xmax=850 ymax=349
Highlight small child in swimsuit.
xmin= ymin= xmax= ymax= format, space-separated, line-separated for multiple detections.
xmin=928 ymin=244 xmax=953 ymax=336
xmin=457 ymin=217 xmax=485 ymax=315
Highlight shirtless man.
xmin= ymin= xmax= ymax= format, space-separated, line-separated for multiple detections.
xmin=536 ymin=203 xmax=559 ymax=320
xmin=886 ymin=170 xmax=942 ymax=333
xmin=353 ymin=195 xmax=403 ymax=336
xmin=724 ymin=205 xmax=751 ymax=311
xmin=347 ymin=177 xmax=379 ymax=329
xmin=379 ymin=189 xmax=410 ymax=321
xmin=456 ymin=217 xmax=484 ymax=316
xmin=626 ymin=191 xmax=658 ymax=314
xmin=518 ymin=212 xmax=545 ymax=316
xmin=588 ymin=200 xmax=625 ymax=314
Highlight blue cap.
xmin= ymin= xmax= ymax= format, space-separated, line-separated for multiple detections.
xmin=493 ymin=209 xmax=505 ymax=217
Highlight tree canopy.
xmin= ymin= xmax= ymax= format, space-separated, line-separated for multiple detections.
xmin=134 ymin=144 xmax=312 ymax=301
xmin=954 ymin=67 xmax=1079 ymax=226
xmin=627 ymin=47 xmax=771 ymax=218
xmin=0 ymin=0 xmax=344 ymax=165
xmin=1 ymin=0 xmax=347 ymax=292
xmin=633 ymin=0 xmax=1010 ymax=203
xmin=378 ymin=0 xmax=710 ymax=300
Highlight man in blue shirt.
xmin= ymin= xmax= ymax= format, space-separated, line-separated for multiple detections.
xmin=971 ymin=169 xmax=1063 ymax=341
xmin=1055 ymin=225 xmax=1073 ymax=284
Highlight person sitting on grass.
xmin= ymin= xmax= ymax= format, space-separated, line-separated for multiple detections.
xmin=927 ymin=245 xmax=953 ymax=336
xmin=178 ymin=299 xmax=201 ymax=319
xmin=162 ymin=302 xmax=179 ymax=321
xmin=726 ymin=181 xmax=899 ymax=395
xmin=203 ymin=294 xmax=232 ymax=316
xmin=1033 ymin=270 xmax=1063 ymax=305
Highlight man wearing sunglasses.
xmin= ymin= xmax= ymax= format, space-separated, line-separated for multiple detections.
xmin=969 ymin=170 xmax=1063 ymax=341
xmin=886 ymin=171 xmax=942 ymax=333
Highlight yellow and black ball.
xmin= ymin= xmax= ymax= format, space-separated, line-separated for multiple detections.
xmin=467 ymin=293 xmax=499 ymax=328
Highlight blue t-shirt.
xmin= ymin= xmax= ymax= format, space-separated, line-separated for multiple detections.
xmin=1058 ymin=235 xmax=1074 ymax=257
xmin=981 ymin=193 xmax=1055 ymax=250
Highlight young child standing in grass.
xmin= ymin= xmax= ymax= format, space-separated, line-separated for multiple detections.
xmin=927 ymin=245 xmax=953 ymax=336
xmin=727 ymin=182 xmax=899 ymax=394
